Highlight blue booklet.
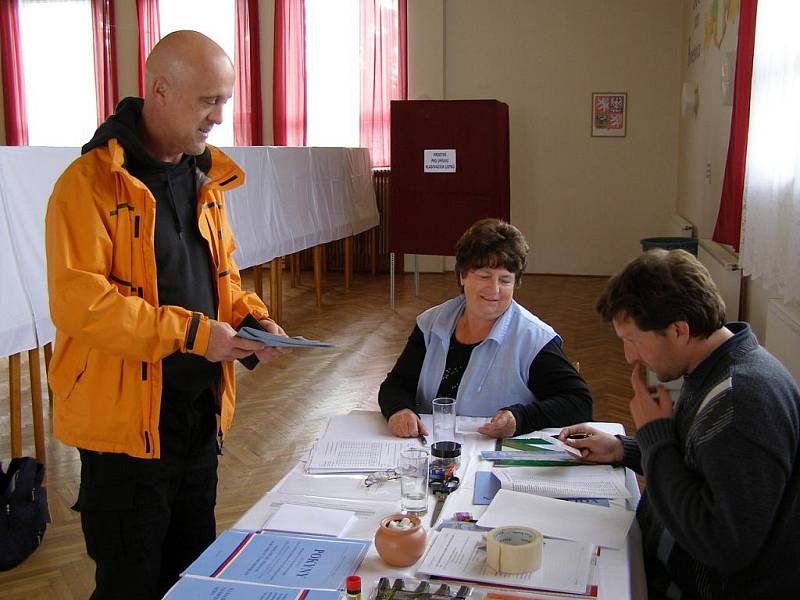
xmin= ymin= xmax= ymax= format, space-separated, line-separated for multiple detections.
xmin=164 ymin=577 xmax=343 ymax=600
xmin=183 ymin=529 xmax=370 ymax=589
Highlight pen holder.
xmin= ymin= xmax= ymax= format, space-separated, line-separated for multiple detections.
xmin=374 ymin=514 xmax=427 ymax=567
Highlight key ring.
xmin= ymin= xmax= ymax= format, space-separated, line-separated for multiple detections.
xmin=364 ymin=468 xmax=400 ymax=487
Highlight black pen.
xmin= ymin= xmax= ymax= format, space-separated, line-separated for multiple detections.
xmin=551 ymin=433 xmax=592 ymax=440
xmin=418 ymin=433 xmax=428 ymax=446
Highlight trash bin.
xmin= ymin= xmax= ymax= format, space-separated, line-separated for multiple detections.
xmin=640 ymin=237 xmax=698 ymax=256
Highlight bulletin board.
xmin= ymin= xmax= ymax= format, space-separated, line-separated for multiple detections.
xmin=389 ymin=100 xmax=511 ymax=256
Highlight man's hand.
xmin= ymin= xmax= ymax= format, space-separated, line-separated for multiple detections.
xmin=629 ymin=363 xmax=673 ymax=429
xmin=387 ymin=409 xmax=428 ymax=438
xmin=205 ymin=320 xmax=265 ymax=362
xmin=478 ymin=410 xmax=517 ymax=439
xmin=254 ymin=318 xmax=291 ymax=364
xmin=558 ymin=424 xmax=624 ymax=463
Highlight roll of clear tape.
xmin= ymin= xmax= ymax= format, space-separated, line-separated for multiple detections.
xmin=485 ymin=526 xmax=543 ymax=574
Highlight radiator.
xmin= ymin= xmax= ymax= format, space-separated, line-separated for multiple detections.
xmin=698 ymin=239 xmax=741 ymax=320
xmin=766 ymin=299 xmax=800 ymax=385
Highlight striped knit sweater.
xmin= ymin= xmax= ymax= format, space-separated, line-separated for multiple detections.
xmin=620 ymin=322 xmax=800 ymax=599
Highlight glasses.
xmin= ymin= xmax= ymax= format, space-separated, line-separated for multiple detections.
xmin=364 ymin=469 xmax=400 ymax=487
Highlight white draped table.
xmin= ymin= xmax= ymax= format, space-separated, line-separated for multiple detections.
xmin=234 ymin=411 xmax=647 ymax=600
xmin=0 ymin=145 xmax=377 ymax=357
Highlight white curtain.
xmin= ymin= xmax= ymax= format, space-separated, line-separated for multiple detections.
xmin=740 ymin=0 xmax=800 ymax=302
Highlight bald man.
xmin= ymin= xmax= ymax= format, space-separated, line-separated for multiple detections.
xmin=45 ymin=31 xmax=286 ymax=599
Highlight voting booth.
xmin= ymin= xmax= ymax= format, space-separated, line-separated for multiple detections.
xmin=389 ymin=100 xmax=511 ymax=256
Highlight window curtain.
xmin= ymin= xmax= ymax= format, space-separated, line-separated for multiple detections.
xmin=137 ymin=0 xmax=160 ymax=96
xmin=273 ymin=0 xmax=306 ymax=146
xmin=234 ymin=0 xmax=262 ymax=145
xmin=0 ymin=0 xmax=28 ymax=145
xmin=713 ymin=0 xmax=757 ymax=251
xmin=91 ymin=0 xmax=118 ymax=124
xmin=359 ymin=0 xmax=406 ymax=167
xmin=740 ymin=0 xmax=800 ymax=302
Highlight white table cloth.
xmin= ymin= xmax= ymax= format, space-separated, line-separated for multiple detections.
xmin=0 ymin=146 xmax=377 ymax=356
xmin=235 ymin=412 xmax=646 ymax=600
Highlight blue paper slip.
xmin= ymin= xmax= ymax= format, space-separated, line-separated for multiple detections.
xmin=182 ymin=529 xmax=369 ymax=589
xmin=163 ymin=577 xmax=343 ymax=600
xmin=473 ymin=471 xmax=502 ymax=505
xmin=238 ymin=326 xmax=333 ymax=348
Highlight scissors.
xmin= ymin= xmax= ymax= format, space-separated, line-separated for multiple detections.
xmin=429 ymin=476 xmax=460 ymax=524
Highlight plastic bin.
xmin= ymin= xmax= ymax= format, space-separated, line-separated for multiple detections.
xmin=640 ymin=237 xmax=698 ymax=256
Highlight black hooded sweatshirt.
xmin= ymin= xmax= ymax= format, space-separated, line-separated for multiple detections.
xmin=83 ymin=97 xmax=220 ymax=392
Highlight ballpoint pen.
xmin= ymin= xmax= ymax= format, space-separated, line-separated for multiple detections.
xmin=418 ymin=433 xmax=428 ymax=446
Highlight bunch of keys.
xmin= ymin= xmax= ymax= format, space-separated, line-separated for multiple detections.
xmin=364 ymin=468 xmax=400 ymax=487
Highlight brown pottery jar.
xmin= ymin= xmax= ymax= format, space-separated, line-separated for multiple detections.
xmin=374 ymin=513 xmax=428 ymax=567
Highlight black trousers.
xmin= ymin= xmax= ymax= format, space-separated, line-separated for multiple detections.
xmin=75 ymin=387 xmax=219 ymax=600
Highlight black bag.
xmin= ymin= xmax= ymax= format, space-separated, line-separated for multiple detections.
xmin=1 ymin=457 xmax=50 ymax=571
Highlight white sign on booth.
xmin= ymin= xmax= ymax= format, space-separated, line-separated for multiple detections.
xmin=424 ymin=149 xmax=456 ymax=173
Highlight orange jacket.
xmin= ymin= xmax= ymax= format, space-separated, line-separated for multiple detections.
xmin=45 ymin=140 xmax=268 ymax=458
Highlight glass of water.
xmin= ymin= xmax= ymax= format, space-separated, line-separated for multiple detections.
xmin=399 ymin=447 xmax=429 ymax=515
xmin=432 ymin=397 xmax=457 ymax=443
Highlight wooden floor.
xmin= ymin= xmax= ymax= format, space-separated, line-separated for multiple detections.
xmin=0 ymin=270 xmax=634 ymax=599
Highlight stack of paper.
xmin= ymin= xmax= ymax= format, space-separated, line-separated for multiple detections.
xmin=182 ymin=529 xmax=370 ymax=588
xmin=476 ymin=490 xmax=635 ymax=550
xmin=306 ymin=413 xmax=423 ymax=473
xmin=416 ymin=529 xmax=599 ymax=598
xmin=493 ymin=466 xmax=630 ymax=500
xmin=263 ymin=503 xmax=357 ymax=537
xmin=164 ymin=578 xmax=342 ymax=600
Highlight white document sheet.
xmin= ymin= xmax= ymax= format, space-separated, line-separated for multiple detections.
xmin=477 ymin=489 xmax=635 ymax=550
xmin=306 ymin=438 xmax=420 ymax=473
xmin=306 ymin=412 xmax=424 ymax=473
xmin=263 ymin=503 xmax=357 ymax=537
xmin=416 ymin=528 xmax=595 ymax=595
xmin=494 ymin=465 xmax=631 ymax=500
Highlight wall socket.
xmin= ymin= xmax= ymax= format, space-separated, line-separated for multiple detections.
xmin=705 ymin=162 xmax=712 ymax=183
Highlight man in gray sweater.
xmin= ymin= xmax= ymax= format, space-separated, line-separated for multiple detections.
xmin=560 ymin=249 xmax=800 ymax=599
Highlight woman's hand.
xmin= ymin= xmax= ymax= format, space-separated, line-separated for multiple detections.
xmin=557 ymin=424 xmax=624 ymax=464
xmin=387 ymin=409 xmax=428 ymax=438
xmin=478 ymin=410 xmax=517 ymax=439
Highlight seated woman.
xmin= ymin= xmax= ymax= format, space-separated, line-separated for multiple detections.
xmin=379 ymin=218 xmax=592 ymax=439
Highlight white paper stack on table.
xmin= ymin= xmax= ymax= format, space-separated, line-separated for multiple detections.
xmin=417 ymin=528 xmax=600 ymax=599
xmin=262 ymin=503 xmax=357 ymax=537
xmin=492 ymin=465 xmax=630 ymax=500
xmin=478 ymin=489 xmax=635 ymax=550
xmin=306 ymin=412 xmax=426 ymax=473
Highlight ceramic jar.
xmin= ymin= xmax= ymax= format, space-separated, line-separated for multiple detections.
xmin=374 ymin=513 xmax=427 ymax=567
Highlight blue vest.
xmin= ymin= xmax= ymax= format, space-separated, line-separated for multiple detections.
xmin=415 ymin=296 xmax=559 ymax=417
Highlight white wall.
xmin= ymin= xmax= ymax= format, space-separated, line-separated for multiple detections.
xmin=406 ymin=0 xmax=683 ymax=276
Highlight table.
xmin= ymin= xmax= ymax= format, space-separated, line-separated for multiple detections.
xmin=0 ymin=145 xmax=377 ymax=357
xmin=234 ymin=411 xmax=646 ymax=600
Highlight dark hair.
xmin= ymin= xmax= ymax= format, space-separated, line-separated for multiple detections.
xmin=454 ymin=219 xmax=528 ymax=289
xmin=596 ymin=249 xmax=726 ymax=338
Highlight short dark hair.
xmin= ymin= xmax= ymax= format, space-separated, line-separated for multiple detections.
xmin=455 ymin=219 xmax=528 ymax=288
xmin=596 ymin=249 xmax=726 ymax=338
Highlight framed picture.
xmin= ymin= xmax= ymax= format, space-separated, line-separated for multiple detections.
xmin=591 ymin=93 xmax=627 ymax=137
